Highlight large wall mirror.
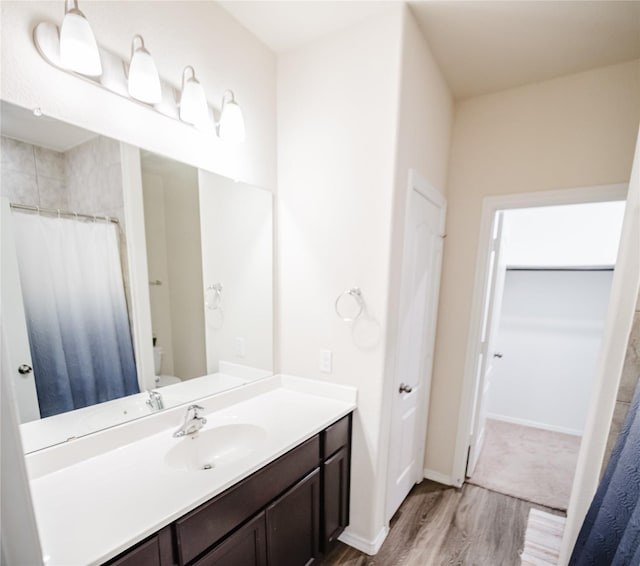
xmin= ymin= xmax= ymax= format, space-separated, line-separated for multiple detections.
xmin=0 ymin=100 xmax=273 ymax=453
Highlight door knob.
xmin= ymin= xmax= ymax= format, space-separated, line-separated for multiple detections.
xmin=399 ymin=383 xmax=413 ymax=394
xmin=18 ymin=364 xmax=33 ymax=375
xmin=493 ymin=352 xmax=503 ymax=358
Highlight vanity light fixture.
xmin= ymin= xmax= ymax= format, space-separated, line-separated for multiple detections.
xmin=59 ymin=0 xmax=102 ymax=77
xmin=179 ymin=66 xmax=210 ymax=130
xmin=127 ymin=35 xmax=162 ymax=104
xmin=217 ymin=90 xmax=246 ymax=144
xmin=34 ymin=3 xmax=247 ymax=142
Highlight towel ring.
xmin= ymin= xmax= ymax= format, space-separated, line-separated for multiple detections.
xmin=205 ymin=283 xmax=223 ymax=310
xmin=335 ymin=287 xmax=364 ymax=322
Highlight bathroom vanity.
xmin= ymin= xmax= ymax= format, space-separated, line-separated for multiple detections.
xmin=108 ymin=414 xmax=351 ymax=566
xmin=25 ymin=376 xmax=356 ymax=566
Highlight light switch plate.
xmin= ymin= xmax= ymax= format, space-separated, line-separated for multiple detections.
xmin=320 ymin=350 xmax=332 ymax=373
xmin=234 ymin=337 xmax=245 ymax=358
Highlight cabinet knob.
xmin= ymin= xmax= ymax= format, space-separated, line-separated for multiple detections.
xmin=18 ymin=364 xmax=33 ymax=375
xmin=399 ymin=383 xmax=413 ymax=394
xmin=493 ymin=352 xmax=503 ymax=359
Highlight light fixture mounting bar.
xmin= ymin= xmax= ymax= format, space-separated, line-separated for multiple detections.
xmin=32 ymin=21 xmax=217 ymax=130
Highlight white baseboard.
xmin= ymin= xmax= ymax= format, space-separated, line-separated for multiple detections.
xmin=487 ymin=413 xmax=582 ymax=437
xmin=339 ymin=525 xmax=389 ymax=555
xmin=423 ymin=468 xmax=458 ymax=487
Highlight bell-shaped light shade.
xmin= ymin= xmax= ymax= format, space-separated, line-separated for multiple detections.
xmin=59 ymin=2 xmax=102 ymax=77
xmin=179 ymin=67 xmax=210 ymax=130
xmin=128 ymin=36 xmax=161 ymax=104
xmin=218 ymin=91 xmax=245 ymax=144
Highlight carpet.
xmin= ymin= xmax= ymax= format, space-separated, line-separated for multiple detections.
xmin=520 ymin=508 xmax=566 ymax=566
xmin=468 ymin=419 xmax=581 ymax=510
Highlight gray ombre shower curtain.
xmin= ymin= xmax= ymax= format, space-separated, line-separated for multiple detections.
xmin=13 ymin=212 xmax=139 ymax=418
xmin=569 ymin=373 xmax=640 ymax=565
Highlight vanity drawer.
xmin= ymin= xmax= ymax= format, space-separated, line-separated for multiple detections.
xmin=175 ymin=435 xmax=320 ymax=565
xmin=322 ymin=414 xmax=350 ymax=458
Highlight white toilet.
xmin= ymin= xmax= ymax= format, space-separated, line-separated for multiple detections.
xmin=153 ymin=346 xmax=182 ymax=388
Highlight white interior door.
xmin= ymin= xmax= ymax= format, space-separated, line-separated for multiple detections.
xmin=0 ymin=198 xmax=40 ymax=422
xmin=386 ymin=172 xmax=446 ymax=521
xmin=466 ymin=212 xmax=507 ymax=477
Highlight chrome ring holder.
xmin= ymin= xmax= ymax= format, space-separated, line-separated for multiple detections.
xmin=335 ymin=287 xmax=364 ymax=322
xmin=205 ymin=283 xmax=223 ymax=310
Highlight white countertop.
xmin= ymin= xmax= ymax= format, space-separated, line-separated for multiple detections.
xmin=26 ymin=375 xmax=357 ymax=566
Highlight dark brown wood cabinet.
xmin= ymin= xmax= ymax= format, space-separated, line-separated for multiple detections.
xmin=266 ymin=469 xmax=321 ymax=566
xmin=193 ymin=512 xmax=267 ymax=566
xmin=104 ymin=413 xmax=352 ymax=566
xmin=105 ymin=527 xmax=173 ymax=566
xmin=322 ymin=447 xmax=349 ymax=552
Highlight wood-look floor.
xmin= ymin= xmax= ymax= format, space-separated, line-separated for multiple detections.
xmin=322 ymin=481 xmax=561 ymax=566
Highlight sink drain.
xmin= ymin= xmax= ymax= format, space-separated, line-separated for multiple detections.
xmin=202 ymin=463 xmax=214 ymax=470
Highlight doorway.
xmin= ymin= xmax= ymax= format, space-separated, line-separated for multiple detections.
xmin=457 ymin=188 xmax=627 ymax=513
xmin=466 ymin=200 xmax=626 ymax=510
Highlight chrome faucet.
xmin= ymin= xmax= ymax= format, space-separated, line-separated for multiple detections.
xmin=173 ymin=405 xmax=207 ymax=438
xmin=146 ymin=389 xmax=164 ymax=411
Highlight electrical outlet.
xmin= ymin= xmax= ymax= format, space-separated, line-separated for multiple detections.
xmin=320 ymin=350 xmax=332 ymax=373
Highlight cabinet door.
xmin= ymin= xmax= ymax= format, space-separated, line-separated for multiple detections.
xmin=107 ymin=536 xmax=161 ymax=566
xmin=266 ymin=468 xmax=320 ymax=566
xmin=193 ymin=512 xmax=267 ymax=566
xmin=323 ymin=447 xmax=349 ymax=552
xmin=106 ymin=527 xmax=173 ymax=566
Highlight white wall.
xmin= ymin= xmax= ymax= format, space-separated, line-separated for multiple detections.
xmin=488 ymin=269 xmax=613 ymax=435
xmin=428 ymin=59 xmax=640 ymax=482
xmin=504 ymin=202 xmax=626 ymax=267
xmin=384 ymin=5 xmax=453 ymax=482
xmin=0 ymin=1 xmax=276 ymax=190
xmin=278 ymin=4 xmax=453 ymax=549
xmin=277 ymin=5 xmax=403 ymax=548
xmin=199 ymin=171 xmax=273 ymax=373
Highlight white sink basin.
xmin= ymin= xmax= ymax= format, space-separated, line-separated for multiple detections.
xmin=164 ymin=424 xmax=267 ymax=472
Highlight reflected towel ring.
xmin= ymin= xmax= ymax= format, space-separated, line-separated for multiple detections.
xmin=205 ymin=283 xmax=223 ymax=310
xmin=335 ymin=287 xmax=364 ymax=322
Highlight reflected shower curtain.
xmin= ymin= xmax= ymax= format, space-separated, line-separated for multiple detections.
xmin=569 ymin=374 xmax=640 ymax=565
xmin=12 ymin=212 xmax=139 ymax=418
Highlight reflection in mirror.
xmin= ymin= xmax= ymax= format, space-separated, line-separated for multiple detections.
xmin=0 ymin=101 xmax=274 ymax=453
xmin=139 ymin=153 xmax=273 ymax=390
xmin=1 ymin=101 xmax=138 ymax=427
xmin=140 ymin=153 xmax=206 ymax=384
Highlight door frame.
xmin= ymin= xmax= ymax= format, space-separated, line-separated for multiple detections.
xmin=452 ymin=183 xmax=628 ymax=487
xmin=385 ymin=169 xmax=446 ymax=522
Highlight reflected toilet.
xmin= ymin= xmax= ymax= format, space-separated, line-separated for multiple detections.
xmin=153 ymin=346 xmax=182 ymax=388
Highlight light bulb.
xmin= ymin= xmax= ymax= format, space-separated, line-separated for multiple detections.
xmin=218 ymin=91 xmax=245 ymax=144
xmin=179 ymin=66 xmax=210 ymax=130
xmin=59 ymin=0 xmax=102 ymax=76
xmin=128 ymin=35 xmax=161 ymax=104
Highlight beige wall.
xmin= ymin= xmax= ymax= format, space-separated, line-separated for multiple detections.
xmin=142 ymin=166 xmax=207 ymax=380
xmin=277 ymin=6 xmax=404 ymax=546
xmin=427 ymin=59 xmax=640 ymax=479
xmin=383 ymin=5 xmax=453 ymax=484
xmin=0 ymin=1 xmax=276 ymax=190
xmin=278 ymin=4 xmax=454 ymax=548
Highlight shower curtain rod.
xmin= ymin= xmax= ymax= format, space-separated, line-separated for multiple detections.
xmin=10 ymin=203 xmax=119 ymax=224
